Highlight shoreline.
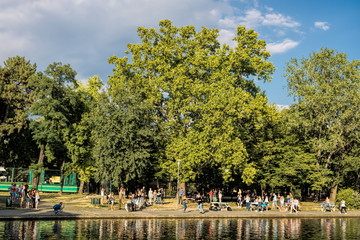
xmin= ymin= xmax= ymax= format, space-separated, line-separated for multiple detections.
xmin=1 ymin=208 xmax=359 ymax=220
xmin=1 ymin=194 xmax=359 ymax=221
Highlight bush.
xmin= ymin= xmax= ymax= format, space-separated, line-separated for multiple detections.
xmin=336 ymin=188 xmax=360 ymax=209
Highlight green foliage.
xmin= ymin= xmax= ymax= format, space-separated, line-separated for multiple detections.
xmin=336 ymin=188 xmax=360 ymax=209
xmin=29 ymin=62 xmax=80 ymax=166
xmin=108 ymin=20 xmax=275 ymax=187
xmin=0 ymin=56 xmax=38 ymax=166
xmin=0 ymin=56 xmax=37 ymax=137
xmin=29 ymin=163 xmax=45 ymax=176
xmin=285 ymin=48 xmax=360 ymax=195
xmin=91 ymin=90 xmax=162 ymax=188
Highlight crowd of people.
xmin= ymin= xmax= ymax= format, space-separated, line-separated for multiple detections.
xmin=7 ymin=183 xmax=41 ymax=209
xmin=6 ymin=184 xmax=348 ymax=215
xmin=100 ymin=187 xmax=167 ymax=211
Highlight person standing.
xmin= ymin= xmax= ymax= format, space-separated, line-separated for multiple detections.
xmin=108 ymin=192 xmax=115 ymax=210
xmin=209 ymin=190 xmax=214 ymax=203
xmin=279 ymin=195 xmax=285 ymax=212
xmin=148 ymin=188 xmax=154 ymax=205
xmin=25 ymin=190 xmax=32 ymax=208
xmin=100 ymin=188 xmax=105 ymax=204
xmin=218 ymin=190 xmax=223 ymax=202
xmin=245 ymin=194 xmax=251 ymax=211
xmin=34 ymin=189 xmax=40 ymax=210
xmin=237 ymin=191 xmax=242 ymax=208
xmin=157 ymin=189 xmax=162 ymax=204
xmin=195 ymin=193 xmax=204 ymax=214
xmin=272 ymin=193 xmax=278 ymax=210
xmin=20 ymin=185 xmax=26 ymax=208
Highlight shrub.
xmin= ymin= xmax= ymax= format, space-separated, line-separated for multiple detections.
xmin=336 ymin=188 xmax=360 ymax=209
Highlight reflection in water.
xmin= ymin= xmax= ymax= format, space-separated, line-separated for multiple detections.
xmin=1 ymin=218 xmax=360 ymax=239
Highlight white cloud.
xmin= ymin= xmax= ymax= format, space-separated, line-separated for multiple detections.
xmin=263 ymin=13 xmax=300 ymax=28
xmin=224 ymin=8 xmax=300 ymax=30
xmin=238 ymin=9 xmax=264 ymax=28
xmin=0 ymin=0 xmax=229 ymax=77
xmin=314 ymin=21 xmax=330 ymax=31
xmin=266 ymin=39 xmax=300 ymax=54
xmin=0 ymin=0 xmax=303 ymax=81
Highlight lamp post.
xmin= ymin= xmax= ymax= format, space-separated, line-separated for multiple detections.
xmin=176 ymin=159 xmax=181 ymax=210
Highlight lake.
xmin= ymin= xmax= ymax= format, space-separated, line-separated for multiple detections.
xmin=1 ymin=218 xmax=359 ymax=239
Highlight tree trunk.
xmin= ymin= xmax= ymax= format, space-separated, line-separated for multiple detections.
xmin=33 ymin=147 xmax=44 ymax=189
xmin=78 ymin=180 xmax=85 ymax=194
xmin=329 ymin=183 xmax=338 ymax=202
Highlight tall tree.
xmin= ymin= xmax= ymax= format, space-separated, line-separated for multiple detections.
xmin=64 ymin=76 xmax=103 ymax=193
xmin=29 ymin=62 xmax=80 ymax=189
xmin=108 ymin=20 xmax=275 ymax=187
xmin=0 ymin=56 xmax=37 ymax=166
xmin=91 ymin=89 xmax=162 ymax=189
xmin=285 ymin=48 xmax=360 ymax=201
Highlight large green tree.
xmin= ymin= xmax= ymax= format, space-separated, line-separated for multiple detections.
xmin=285 ymin=48 xmax=360 ymax=201
xmin=29 ymin=62 xmax=83 ymax=189
xmin=0 ymin=56 xmax=37 ymax=166
xmin=91 ymin=89 xmax=162 ymax=189
xmin=108 ymin=20 xmax=275 ymax=188
xmin=64 ymin=76 xmax=103 ymax=193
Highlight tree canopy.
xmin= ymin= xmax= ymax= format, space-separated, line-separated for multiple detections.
xmin=285 ymin=48 xmax=360 ymax=201
xmin=108 ymin=20 xmax=276 ymax=187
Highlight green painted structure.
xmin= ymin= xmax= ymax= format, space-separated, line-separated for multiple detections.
xmin=0 ymin=168 xmax=79 ymax=193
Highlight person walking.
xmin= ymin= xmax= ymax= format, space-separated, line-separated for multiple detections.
xmin=182 ymin=195 xmax=188 ymax=213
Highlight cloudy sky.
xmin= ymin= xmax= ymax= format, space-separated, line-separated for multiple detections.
xmin=1 ymin=0 xmax=359 ymax=105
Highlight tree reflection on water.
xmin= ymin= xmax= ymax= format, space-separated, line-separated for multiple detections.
xmin=1 ymin=218 xmax=359 ymax=239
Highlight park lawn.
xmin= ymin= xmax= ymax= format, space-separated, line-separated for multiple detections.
xmin=0 ymin=191 xmax=326 ymax=212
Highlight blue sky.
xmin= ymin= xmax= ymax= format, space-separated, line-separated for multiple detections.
xmin=1 ymin=0 xmax=359 ymax=106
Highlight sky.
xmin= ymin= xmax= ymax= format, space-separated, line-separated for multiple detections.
xmin=1 ymin=0 xmax=359 ymax=106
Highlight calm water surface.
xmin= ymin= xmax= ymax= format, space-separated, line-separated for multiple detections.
xmin=1 ymin=218 xmax=359 ymax=240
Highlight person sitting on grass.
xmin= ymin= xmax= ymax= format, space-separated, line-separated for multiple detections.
xmin=53 ymin=202 xmax=64 ymax=215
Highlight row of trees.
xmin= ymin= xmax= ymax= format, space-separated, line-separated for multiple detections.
xmin=1 ymin=20 xmax=359 ymax=201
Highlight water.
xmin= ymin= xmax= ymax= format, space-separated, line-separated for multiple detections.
xmin=1 ymin=218 xmax=359 ymax=239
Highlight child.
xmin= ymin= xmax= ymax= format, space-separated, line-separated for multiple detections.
xmin=53 ymin=202 xmax=64 ymax=215
xmin=108 ymin=192 xmax=115 ymax=210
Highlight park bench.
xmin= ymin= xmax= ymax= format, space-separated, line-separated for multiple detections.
xmin=320 ymin=203 xmax=336 ymax=212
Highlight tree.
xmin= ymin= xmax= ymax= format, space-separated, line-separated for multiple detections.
xmin=29 ymin=62 xmax=81 ymax=190
xmin=91 ymin=89 xmax=162 ymax=189
xmin=253 ymin=108 xmax=329 ymax=197
xmin=108 ymin=20 xmax=275 ymax=188
xmin=0 ymin=56 xmax=37 ymax=166
xmin=285 ymin=48 xmax=360 ymax=201
xmin=64 ymin=76 xmax=103 ymax=194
